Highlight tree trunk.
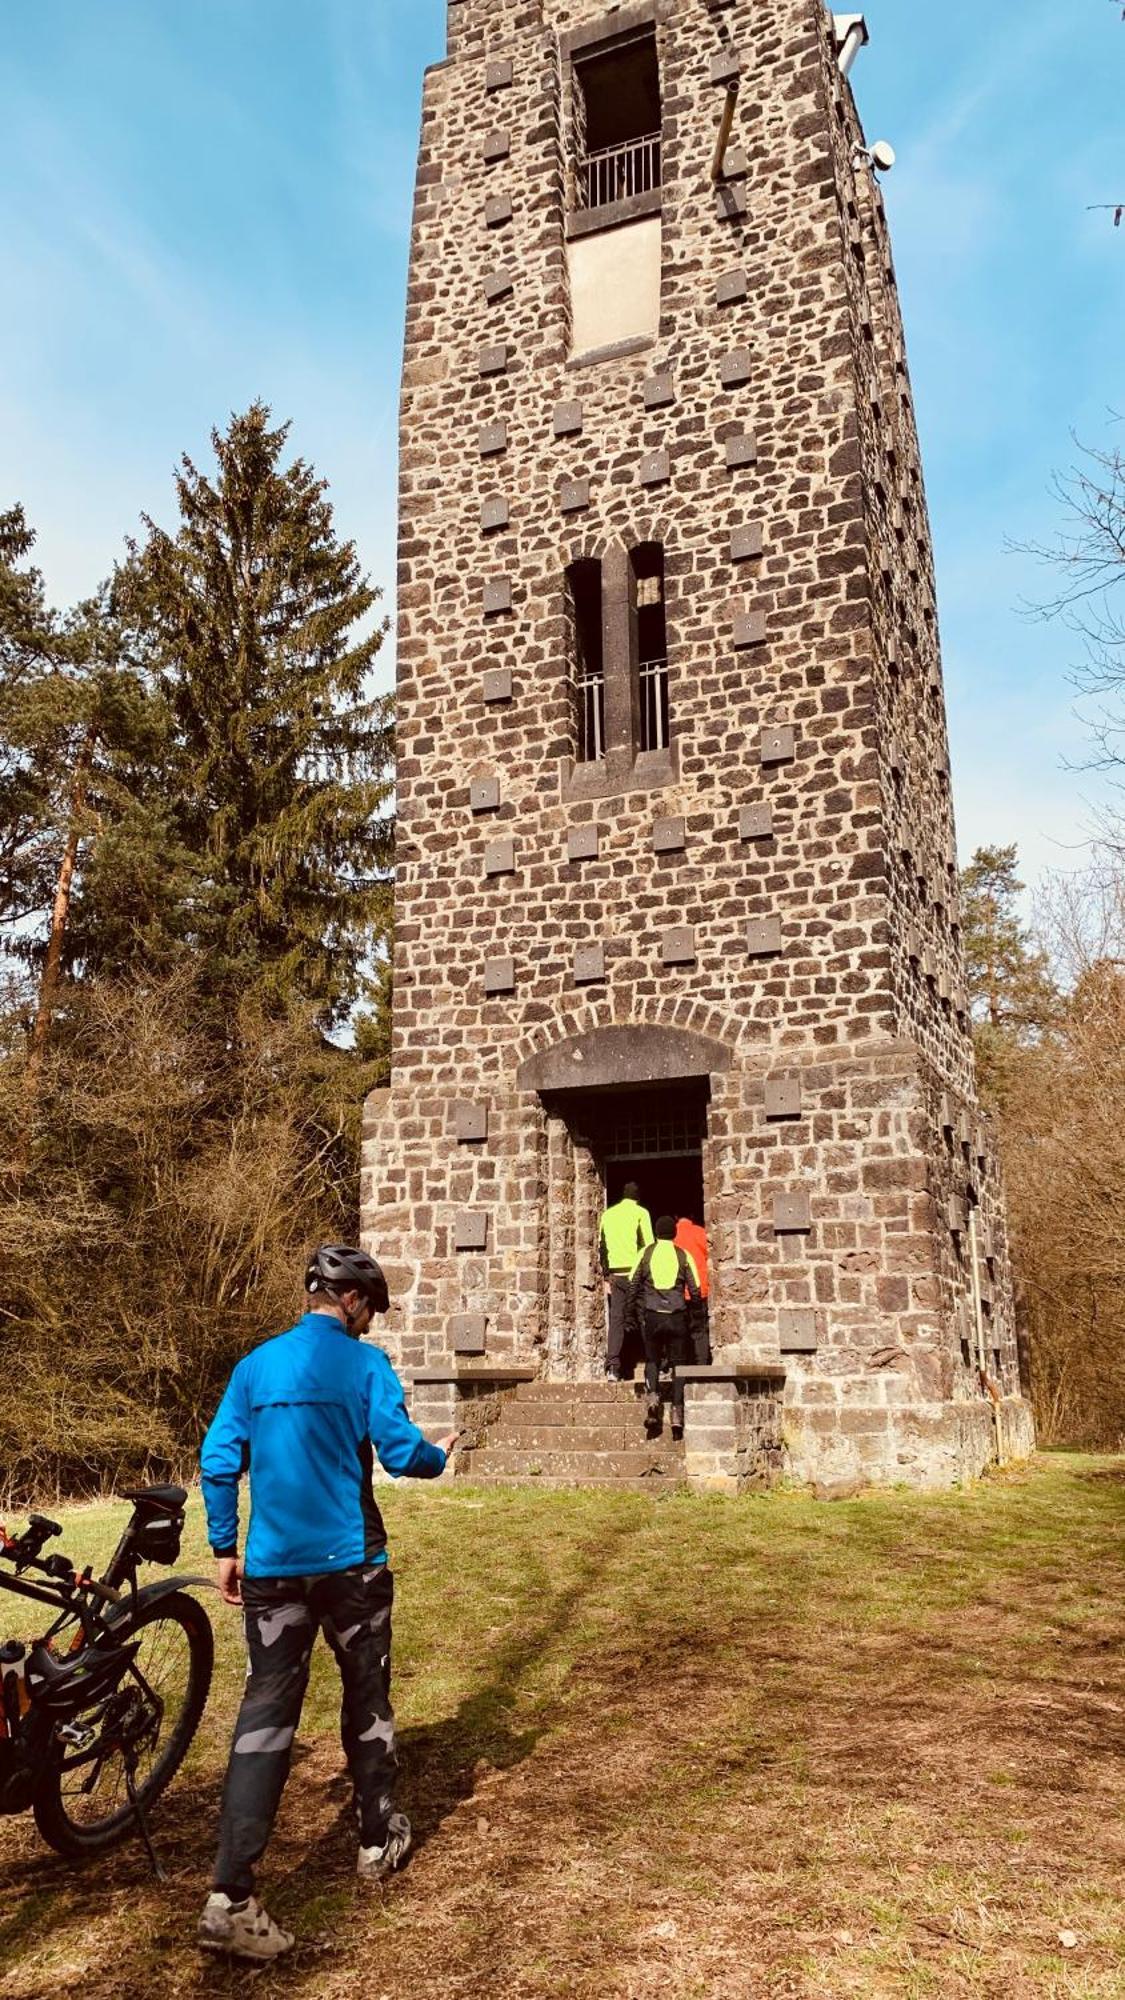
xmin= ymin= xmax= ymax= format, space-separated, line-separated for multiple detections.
xmin=19 ymin=723 xmax=96 ymax=1155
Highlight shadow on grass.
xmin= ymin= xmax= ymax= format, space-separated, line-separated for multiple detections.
xmin=0 ymin=1515 xmax=640 ymax=1998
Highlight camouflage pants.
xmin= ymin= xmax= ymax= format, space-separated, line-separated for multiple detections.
xmin=213 ymin=1564 xmax=396 ymax=1895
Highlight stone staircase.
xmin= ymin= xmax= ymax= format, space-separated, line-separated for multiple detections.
xmin=456 ymin=1379 xmax=687 ymax=1489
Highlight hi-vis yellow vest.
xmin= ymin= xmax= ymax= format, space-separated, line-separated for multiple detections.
xmin=599 ymin=1198 xmax=653 ymax=1271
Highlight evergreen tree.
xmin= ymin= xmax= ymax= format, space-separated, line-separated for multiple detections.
xmin=114 ymin=403 xmax=392 ymax=1030
xmin=0 ymin=506 xmax=64 ymax=941
xmin=960 ymin=844 xmax=1057 ymax=1106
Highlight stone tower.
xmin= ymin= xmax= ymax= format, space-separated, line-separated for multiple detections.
xmin=362 ymin=0 xmax=1035 ymax=1490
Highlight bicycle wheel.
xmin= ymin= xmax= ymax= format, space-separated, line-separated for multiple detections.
xmin=33 ymin=1589 xmax=213 ymax=1857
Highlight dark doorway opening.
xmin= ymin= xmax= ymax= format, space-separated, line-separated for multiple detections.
xmin=546 ymin=1080 xmax=709 ymax=1379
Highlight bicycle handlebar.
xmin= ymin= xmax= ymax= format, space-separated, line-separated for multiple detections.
xmin=0 ymin=1529 xmax=120 ymax=1604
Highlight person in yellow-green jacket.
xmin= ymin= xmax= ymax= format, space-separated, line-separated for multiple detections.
xmin=626 ymin=1216 xmax=701 ymax=1438
xmin=598 ymin=1180 xmax=653 ymax=1380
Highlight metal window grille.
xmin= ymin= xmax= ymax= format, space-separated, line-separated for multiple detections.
xmin=577 ymin=665 xmax=606 ymax=763
xmin=577 ymin=132 xmax=661 ymax=212
xmin=639 ymin=655 xmax=669 ymax=753
xmin=579 ymin=1095 xmax=707 ymax=1160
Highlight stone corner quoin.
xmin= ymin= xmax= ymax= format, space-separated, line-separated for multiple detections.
xmin=362 ymin=0 xmax=1034 ymax=1494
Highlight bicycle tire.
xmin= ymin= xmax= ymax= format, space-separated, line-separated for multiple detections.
xmin=32 ymin=1588 xmax=213 ymax=1857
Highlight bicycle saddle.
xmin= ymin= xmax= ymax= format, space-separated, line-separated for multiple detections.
xmin=122 ymin=1486 xmax=187 ymax=1510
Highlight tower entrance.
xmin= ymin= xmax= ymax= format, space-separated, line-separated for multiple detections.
xmin=542 ymin=1079 xmax=710 ymax=1379
xmin=576 ymin=1081 xmax=708 ymax=1227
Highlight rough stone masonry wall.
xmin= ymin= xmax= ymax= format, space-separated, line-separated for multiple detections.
xmin=362 ymin=0 xmax=1029 ymax=1481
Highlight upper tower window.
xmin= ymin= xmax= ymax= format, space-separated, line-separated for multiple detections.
xmin=632 ymin=543 xmax=669 ymax=754
xmin=572 ymin=28 xmax=662 ymax=215
xmin=567 ymin=558 xmax=606 ymax=764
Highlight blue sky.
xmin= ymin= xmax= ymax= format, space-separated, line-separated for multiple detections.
xmin=1 ymin=0 xmax=1122 ymax=887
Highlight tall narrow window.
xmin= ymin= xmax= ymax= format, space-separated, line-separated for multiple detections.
xmin=573 ymin=29 xmax=662 ymax=214
xmin=567 ymin=559 xmax=605 ymax=763
xmin=632 ymin=543 xmax=669 ymax=753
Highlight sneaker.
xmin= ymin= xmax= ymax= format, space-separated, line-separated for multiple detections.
xmin=197 ymin=1892 xmax=294 ymax=1961
xmin=606 ymin=1365 xmax=622 ymax=1382
xmin=671 ymin=1418 xmax=684 ymax=1441
xmin=357 ymin=1811 xmax=413 ymax=1882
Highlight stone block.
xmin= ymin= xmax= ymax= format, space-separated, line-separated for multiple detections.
xmin=734 ymin=609 xmax=767 ymax=648
xmin=725 ymin=432 xmax=758 ymax=468
xmin=454 ymin=1102 xmax=488 ymax=1143
xmin=759 ymin=725 xmax=795 ymax=766
xmin=643 ymin=373 xmax=675 ymax=408
xmin=451 ymin=1314 xmax=488 ymax=1355
xmin=482 ymin=667 xmax=512 ymax=704
xmin=780 ymin=1309 xmax=818 ymax=1353
xmin=567 ymin=824 xmax=600 ymax=861
xmin=485 ymin=58 xmax=513 ymax=91
xmin=478 ymin=343 xmax=509 ymax=377
xmin=652 ymin=816 xmax=685 ymax=853
xmin=709 ymin=47 xmax=743 ymax=84
xmin=716 ymin=182 xmax=749 ymax=220
xmin=559 ymin=477 xmax=590 ymax=513
xmin=639 ymin=449 xmax=670 ymax=487
xmin=482 ymin=129 xmax=510 ymax=163
xmin=730 ymin=522 xmax=763 ymax=561
xmin=553 ymin=399 xmax=583 ymax=436
xmin=484 ymin=194 xmax=512 ymax=227
xmin=662 ymin=926 xmax=696 ymax=966
xmin=453 ymin=1213 xmax=488 ymax=1251
xmin=573 ymin=943 xmax=606 ymax=985
xmin=747 ymin=917 xmax=783 ymax=958
xmin=483 ymin=956 xmax=515 ymax=994
xmin=484 ymin=838 xmax=515 ymax=876
xmin=482 ymin=268 xmax=513 ymax=304
xmin=773 ymin=1191 xmax=812 ymax=1234
xmin=764 ymin=1075 xmax=802 ymax=1120
xmin=470 ymin=776 xmax=500 ymax=812
xmin=478 ymin=420 xmax=507 ymax=457
xmin=739 ymin=803 xmax=773 ymax=841
xmin=720 ymin=348 xmax=752 ymax=388
xmin=715 ymin=267 xmax=748 ymax=305
xmin=482 ymin=576 xmax=512 ymax=615
xmin=480 ymin=494 xmax=509 ymax=533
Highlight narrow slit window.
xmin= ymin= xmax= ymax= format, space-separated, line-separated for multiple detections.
xmin=567 ymin=558 xmax=605 ymax=763
xmin=633 ymin=543 xmax=669 ymax=753
xmin=573 ymin=29 xmax=662 ymax=213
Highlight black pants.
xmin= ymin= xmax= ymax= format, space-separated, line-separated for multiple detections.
xmin=213 ymin=1564 xmax=396 ymax=1896
xmin=642 ymin=1309 xmax=691 ymax=1419
xmin=606 ymin=1276 xmax=631 ymax=1373
xmin=692 ymin=1301 xmax=711 ymax=1366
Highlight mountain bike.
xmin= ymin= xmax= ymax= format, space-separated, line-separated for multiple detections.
xmin=0 ymin=1486 xmax=213 ymax=1876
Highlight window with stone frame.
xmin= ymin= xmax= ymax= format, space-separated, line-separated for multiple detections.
xmin=566 ymin=557 xmax=606 ymax=763
xmin=631 ymin=542 xmax=669 ymax=753
xmin=571 ymin=26 xmax=662 ymax=214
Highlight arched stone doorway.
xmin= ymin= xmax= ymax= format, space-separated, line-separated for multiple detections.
xmin=518 ymin=1024 xmax=733 ymax=1379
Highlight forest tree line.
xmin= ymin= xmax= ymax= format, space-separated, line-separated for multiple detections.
xmin=1 ymin=413 xmax=1122 ymax=1499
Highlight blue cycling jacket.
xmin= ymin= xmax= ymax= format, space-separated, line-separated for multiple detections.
xmin=200 ymin=1312 xmax=446 ymax=1577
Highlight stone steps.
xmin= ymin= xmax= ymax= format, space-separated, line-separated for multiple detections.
xmin=457 ymin=1375 xmax=686 ymax=1486
xmin=464 ymin=1473 xmax=686 ymax=1493
xmin=460 ymin=1446 xmax=685 ymax=1482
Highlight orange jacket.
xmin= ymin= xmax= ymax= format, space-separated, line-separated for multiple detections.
xmin=674 ymin=1219 xmax=709 ymax=1299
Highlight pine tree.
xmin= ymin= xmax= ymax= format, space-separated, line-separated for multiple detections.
xmin=960 ymin=844 xmax=1057 ymax=1106
xmin=0 ymin=506 xmax=64 ymax=941
xmin=114 ymin=403 xmax=392 ymax=1031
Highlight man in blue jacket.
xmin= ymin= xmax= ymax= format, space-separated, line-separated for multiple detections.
xmin=197 ymin=1244 xmax=456 ymax=1962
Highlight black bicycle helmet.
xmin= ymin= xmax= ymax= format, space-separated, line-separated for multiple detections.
xmin=304 ymin=1244 xmax=390 ymax=1316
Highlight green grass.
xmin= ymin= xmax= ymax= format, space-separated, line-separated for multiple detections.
xmin=1 ymin=1456 xmax=1123 ymax=1997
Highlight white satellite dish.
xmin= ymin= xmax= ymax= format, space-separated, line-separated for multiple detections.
xmin=871 ymin=140 xmax=897 ymax=173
